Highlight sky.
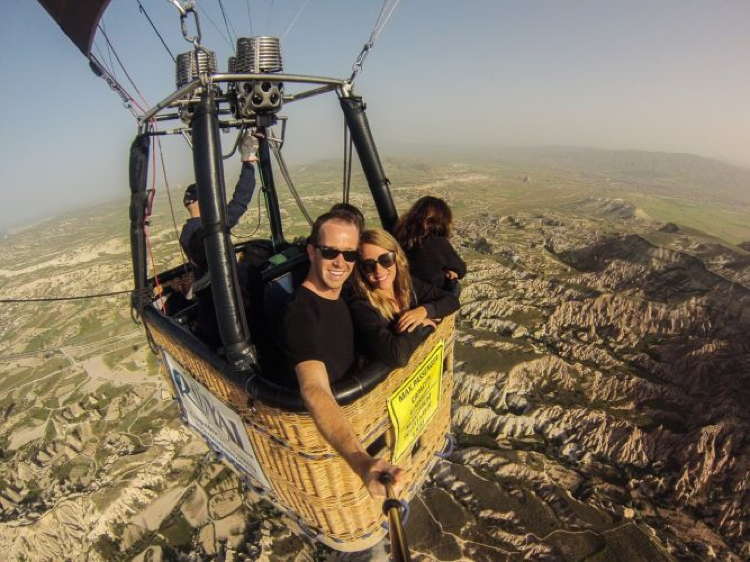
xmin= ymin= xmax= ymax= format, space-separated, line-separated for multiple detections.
xmin=1 ymin=0 xmax=749 ymax=230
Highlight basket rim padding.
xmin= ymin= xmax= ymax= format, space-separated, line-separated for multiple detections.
xmin=143 ymin=305 xmax=434 ymax=411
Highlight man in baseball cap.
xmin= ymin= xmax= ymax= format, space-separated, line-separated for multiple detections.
xmin=178 ymin=130 xmax=260 ymax=348
xmin=182 ymin=183 xmax=198 ymax=208
xmin=179 ymin=130 xmax=260 ymax=269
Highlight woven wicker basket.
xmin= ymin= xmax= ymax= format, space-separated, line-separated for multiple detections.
xmin=149 ymin=314 xmax=455 ymax=551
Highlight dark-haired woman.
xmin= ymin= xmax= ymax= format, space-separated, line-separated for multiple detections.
xmin=350 ymin=229 xmax=459 ymax=368
xmin=395 ymin=196 xmax=466 ymax=294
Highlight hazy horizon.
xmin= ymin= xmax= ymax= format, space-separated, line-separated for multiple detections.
xmin=2 ymin=0 xmax=749 ymax=230
xmin=2 ymin=142 xmax=748 ymax=235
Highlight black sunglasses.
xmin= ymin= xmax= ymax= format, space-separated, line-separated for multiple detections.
xmin=359 ymin=251 xmax=396 ymax=275
xmin=315 ymin=244 xmax=358 ymax=263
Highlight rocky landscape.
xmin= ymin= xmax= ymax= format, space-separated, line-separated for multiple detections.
xmin=0 ymin=150 xmax=749 ymax=560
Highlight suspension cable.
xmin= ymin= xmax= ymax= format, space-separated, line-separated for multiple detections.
xmin=371 ymin=0 xmax=401 ymax=46
xmin=282 ymin=0 xmax=312 ymax=39
xmin=137 ymin=0 xmax=176 ymax=62
xmin=232 ymin=187 xmax=264 ymax=240
xmin=0 ymin=330 xmax=141 ymax=362
xmin=181 ymin=130 xmax=194 ymax=150
xmin=216 ymin=0 xmax=236 ymax=44
xmin=93 ymin=41 xmax=112 ymax=75
xmin=342 ymin=120 xmax=353 ymax=204
xmin=268 ymin=129 xmax=313 ymax=226
xmin=267 ymin=0 xmax=275 ymax=33
xmin=232 ymin=157 xmax=268 ymax=240
xmin=155 ymin=135 xmax=186 ymax=264
xmin=88 ymin=52 xmax=143 ymax=119
xmin=222 ymin=126 xmax=247 ymax=160
xmin=245 ymin=0 xmax=254 ymax=35
xmin=195 ymin=3 xmax=233 ymax=48
xmin=0 ymin=290 xmax=131 ymax=303
xmin=93 ymin=40 xmax=120 ymax=87
xmin=348 ymin=0 xmax=401 ymax=84
xmin=99 ymin=24 xmax=119 ymax=81
xmin=98 ymin=24 xmax=150 ymax=110
xmin=144 ymin=130 xmax=165 ymax=310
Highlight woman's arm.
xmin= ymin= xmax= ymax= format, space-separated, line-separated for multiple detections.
xmin=350 ymin=299 xmax=432 ymax=368
xmin=433 ymin=237 xmax=467 ymax=278
xmin=412 ymin=276 xmax=460 ymax=319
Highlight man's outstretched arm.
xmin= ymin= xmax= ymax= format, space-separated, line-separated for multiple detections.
xmin=226 ymin=162 xmax=256 ymax=229
xmin=226 ymin=131 xmax=260 ymax=229
xmin=296 ymin=360 xmax=403 ymax=497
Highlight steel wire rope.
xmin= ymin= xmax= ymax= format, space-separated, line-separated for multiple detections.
xmin=222 ymin=126 xmax=247 ymax=160
xmin=155 ymin=135 xmax=186 ymax=264
xmin=267 ymin=0 xmax=275 ymax=34
xmin=97 ymin=24 xmax=150 ymax=110
xmin=216 ymin=0 xmax=237 ymax=44
xmin=245 ymin=0 xmax=254 ymax=35
xmin=342 ymin=120 xmax=353 ymax=204
xmin=106 ymin=42 xmax=118 ymax=79
xmin=3 ymin=330 xmax=142 ymax=359
xmin=268 ymin=130 xmax=313 ymax=226
xmin=76 ymin=16 xmax=144 ymax=119
xmin=232 ymin=145 xmax=267 ymax=241
xmin=75 ymin=333 xmax=140 ymax=352
xmin=0 ymin=330 xmax=141 ymax=362
xmin=0 ymin=318 xmax=126 ymax=356
xmin=93 ymin=40 xmax=121 ymax=89
xmin=143 ymin=128 xmax=166 ymax=311
xmin=91 ymin=39 xmax=142 ymax=119
xmin=99 ymin=24 xmax=120 ymax=82
xmin=370 ymin=0 xmax=401 ymax=44
xmin=87 ymin=49 xmax=142 ymax=119
xmin=281 ymin=0 xmax=311 ymax=39
xmin=231 ymin=187 xmax=264 ymax=240
xmin=136 ymin=0 xmax=176 ymax=62
xmin=228 ymin=130 xmax=264 ymax=240
xmin=348 ymin=0 xmax=401 ymax=83
xmin=195 ymin=3 xmax=233 ymax=48
xmin=93 ymin=42 xmax=112 ymax=75
xmin=0 ymin=290 xmax=132 ymax=304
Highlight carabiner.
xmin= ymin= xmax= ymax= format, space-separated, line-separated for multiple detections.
xmin=179 ymin=6 xmax=203 ymax=48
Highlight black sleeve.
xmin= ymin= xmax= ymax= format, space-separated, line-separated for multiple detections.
xmin=226 ymin=162 xmax=256 ymax=229
xmin=412 ymin=277 xmax=460 ymax=319
xmin=179 ymin=219 xmax=201 ymax=260
xmin=350 ymin=299 xmax=431 ymax=368
xmin=435 ymin=237 xmax=467 ymax=278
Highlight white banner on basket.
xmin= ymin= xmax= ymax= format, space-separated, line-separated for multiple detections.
xmin=163 ymin=351 xmax=270 ymax=490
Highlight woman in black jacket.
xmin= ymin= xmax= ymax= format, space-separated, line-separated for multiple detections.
xmin=349 ymin=228 xmax=459 ymax=368
xmin=394 ymin=196 xmax=466 ymax=293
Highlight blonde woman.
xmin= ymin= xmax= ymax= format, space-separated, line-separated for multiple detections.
xmin=350 ymin=229 xmax=459 ymax=368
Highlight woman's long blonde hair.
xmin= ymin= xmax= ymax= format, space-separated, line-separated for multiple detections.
xmin=354 ymin=229 xmax=413 ymax=321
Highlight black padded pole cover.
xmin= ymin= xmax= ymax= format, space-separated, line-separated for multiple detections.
xmin=129 ymin=133 xmax=150 ymax=310
xmin=192 ymin=90 xmax=254 ymax=370
xmin=340 ymin=96 xmax=398 ymax=232
xmin=256 ymin=128 xmax=285 ymax=250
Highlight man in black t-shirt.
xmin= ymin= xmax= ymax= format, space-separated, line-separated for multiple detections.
xmin=283 ymin=210 xmax=403 ymax=497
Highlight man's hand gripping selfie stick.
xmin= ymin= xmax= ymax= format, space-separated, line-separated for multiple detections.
xmin=379 ymin=472 xmax=412 ymax=562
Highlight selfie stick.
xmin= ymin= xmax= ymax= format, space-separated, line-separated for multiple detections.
xmin=379 ymin=472 xmax=412 ymax=562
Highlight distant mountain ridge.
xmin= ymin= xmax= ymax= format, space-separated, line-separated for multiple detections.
xmin=386 ymin=144 xmax=750 ymax=207
xmin=3 ymin=146 xmax=747 ymax=234
xmin=500 ymin=146 xmax=750 ymax=200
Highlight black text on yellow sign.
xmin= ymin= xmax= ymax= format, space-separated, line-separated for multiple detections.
xmin=388 ymin=341 xmax=444 ymax=462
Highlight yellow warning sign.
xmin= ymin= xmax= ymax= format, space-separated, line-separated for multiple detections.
xmin=388 ymin=341 xmax=444 ymax=462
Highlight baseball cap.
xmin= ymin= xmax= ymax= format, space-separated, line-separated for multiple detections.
xmin=183 ymin=184 xmax=198 ymax=206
